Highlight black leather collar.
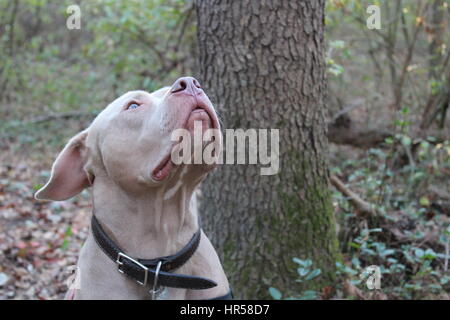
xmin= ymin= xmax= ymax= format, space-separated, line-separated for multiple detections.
xmin=91 ymin=214 xmax=217 ymax=292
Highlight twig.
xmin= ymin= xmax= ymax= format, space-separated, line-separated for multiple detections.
xmin=428 ymin=185 xmax=450 ymax=201
xmin=173 ymin=4 xmax=194 ymax=55
xmin=401 ymin=142 xmax=416 ymax=167
xmin=330 ymin=175 xmax=382 ymax=218
xmin=444 ymin=239 xmax=449 ymax=272
xmin=343 ymin=280 xmax=365 ymax=300
xmin=329 ymin=99 xmax=365 ymax=123
xmin=27 ymin=111 xmax=97 ymax=124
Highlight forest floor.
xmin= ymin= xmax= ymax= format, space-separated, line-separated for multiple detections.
xmin=0 ymin=154 xmax=91 ymax=299
xmin=0 ymin=120 xmax=92 ymax=299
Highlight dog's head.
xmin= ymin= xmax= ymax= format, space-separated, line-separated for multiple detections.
xmin=35 ymin=77 xmax=222 ymax=201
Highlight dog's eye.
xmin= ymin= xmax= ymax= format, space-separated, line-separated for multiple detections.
xmin=126 ymin=102 xmax=140 ymax=110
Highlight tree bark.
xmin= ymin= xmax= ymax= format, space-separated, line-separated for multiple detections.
xmin=427 ymin=0 xmax=446 ymax=80
xmin=421 ymin=0 xmax=449 ymax=129
xmin=196 ymin=0 xmax=340 ymax=299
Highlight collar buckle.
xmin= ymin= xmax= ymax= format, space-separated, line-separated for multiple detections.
xmin=150 ymin=260 xmax=163 ymax=299
xmin=116 ymin=252 xmax=148 ymax=286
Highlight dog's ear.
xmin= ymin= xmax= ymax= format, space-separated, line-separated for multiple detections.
xmin=35 ymin=129 xmax=93 ymax=201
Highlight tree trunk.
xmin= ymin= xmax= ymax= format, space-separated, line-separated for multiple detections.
xmin=428 ymin=0 xmax=445 ymax=80
xmin=196 ymin=0 xmax=340 ymax=299
xmin=421 ymin=0 xmax=448 ymax=129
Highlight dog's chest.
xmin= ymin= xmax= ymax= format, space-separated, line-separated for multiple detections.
xmin=155 ymin=288 xmax=169 ymax=300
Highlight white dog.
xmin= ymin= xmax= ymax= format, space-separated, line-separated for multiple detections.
xmin=35 ymin=77 xmax=230 ymax=300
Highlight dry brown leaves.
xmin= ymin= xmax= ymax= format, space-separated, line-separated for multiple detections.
xmin=0 ymin=160 xmax=91 ymax=300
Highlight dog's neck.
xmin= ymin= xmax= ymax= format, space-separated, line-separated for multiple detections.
xmin=90 ymin=174 xmax=199 ymax=258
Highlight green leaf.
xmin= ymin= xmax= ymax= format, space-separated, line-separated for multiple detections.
xmin=305 ymin=269 xmax=321 ymax=281
xmin=299 ymin=290 xmax=317 ymax=300
xmin=293 ymin=258 xmax=312 ymax=268
xmin=400 ymin=107 xmax=410 ymax=115
xmin=440 ymin=276 xmax=450 ymax=285
xmin=349 ymin=242 xmax=361 ymax=249
xmin=422 ymin=248 xmax=437 ymax=260
xmin=297 ymin=268 xmax=309 ymax=277
xmin=61 ymin=239 xmax=70 ymax=250
xmin=380 ymin=249 xmax=395 ymax=257
xmin=303 ymin=259 xmax=313 ymax=268
xmin=65 ymin=226 xmax=73 ymax=237
xmin=328 ymin=64 xmax=344 ymax=76
xmin=419 ymin=196 xmax=430 ymax=207
xmin=268 ymin=287 xmax=282 ymax=300
xmin=329 ymin=40 xmax=346 ymax=49
xmin=351 ymin=257 xmax=361 ymax=268
xmin=401 ymin=135 xmax=412 ymax=147
xmin=293 ymin=257 xmax=306 ymax=266
xmin=414 ymin=248 xmax=425 ymax=258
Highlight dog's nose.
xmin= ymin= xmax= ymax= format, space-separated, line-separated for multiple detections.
xmin=170 ymin=77 xmax=202 ymax=95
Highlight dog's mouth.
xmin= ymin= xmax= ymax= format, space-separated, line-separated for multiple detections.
xmin=152 ymin=153 xmax=173 ymax=181
xmin=152 ymin=104 xmax=218 ymax=182
xmin=185 ymin=105 xmax=214 ymax=131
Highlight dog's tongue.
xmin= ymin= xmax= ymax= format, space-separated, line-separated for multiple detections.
xmin=152 ymin=156 xmax=172 ymax=181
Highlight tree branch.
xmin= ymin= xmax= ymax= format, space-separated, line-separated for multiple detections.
xmin=330 ymin=175 xmax=382 ymax=218
xmin=27 ymin=111 xmax=97 ymax=124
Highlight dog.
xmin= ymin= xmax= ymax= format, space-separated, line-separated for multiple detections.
xmin=35 ymin=77 xmax=230 ymax=300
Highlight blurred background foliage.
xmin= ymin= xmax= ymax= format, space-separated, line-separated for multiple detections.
xmin=0 ymin=0 xmax=195 ymax=120
xmin=0 ymin=0 xmax=449 ymax=299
